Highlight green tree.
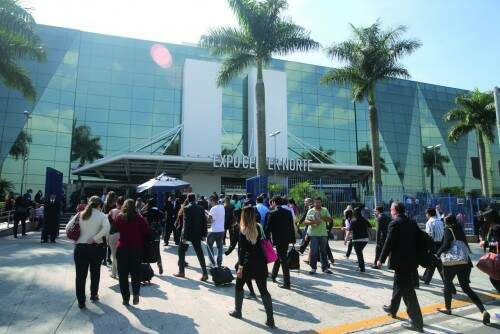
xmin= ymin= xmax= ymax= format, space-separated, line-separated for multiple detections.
xmin=298 ymin=146 xmax=335 ymax=163
xmin=200 ymin=0 xmax=319 ymax=176
xmin=0 ymin=0 xmax=46 ymax=100
xmin=444 ymin=88 xmax=496 ymax=196
xmin=422 ymin=146 xmax=450 ymax=194
xmin=357 ymin=144 xmax=387 ymax=194
xmin=9 ymin=129 xmax=32 ymax=159
xmin=0 ymin=178 xmax=14 ymax=199
xmin=321 ymin=20 xmax=421 ymax=206
xmin=289 ymin=181 xmax=326 ymax=211
xmin=71 ymin=123 xmax=103 ymax=194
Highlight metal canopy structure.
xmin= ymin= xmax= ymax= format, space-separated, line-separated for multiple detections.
xmin=72 ymin=153 xmax=372 ymax=185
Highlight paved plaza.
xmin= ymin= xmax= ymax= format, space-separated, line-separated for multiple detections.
xmin=0 ymin=231 xmax=499 ymax=334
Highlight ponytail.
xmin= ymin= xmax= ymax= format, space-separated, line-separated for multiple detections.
xmin=81 ymin=196 xmax=101 ymax=220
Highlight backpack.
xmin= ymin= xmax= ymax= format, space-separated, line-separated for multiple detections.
xmin=287 ymin=247 xmax=300 ymax=270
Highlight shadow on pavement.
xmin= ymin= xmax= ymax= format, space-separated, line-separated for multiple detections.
xmin=128 ymin=307 xmax=199 ymax=334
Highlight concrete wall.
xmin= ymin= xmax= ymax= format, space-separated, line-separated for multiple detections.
xmin=247 ymin=68 xmax=288 ymax=159
xmin=182 ymin=172 xmax=221 ymax=197
xmin=181 ymin=59 xmax=222 ymax=158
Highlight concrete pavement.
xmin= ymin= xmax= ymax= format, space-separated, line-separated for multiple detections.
xmin=0 ymin=231 xmax=498 ymax=333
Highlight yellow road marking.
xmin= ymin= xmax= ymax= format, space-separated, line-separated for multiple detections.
xmin=317 ymin=292 xmax=500 ymax=334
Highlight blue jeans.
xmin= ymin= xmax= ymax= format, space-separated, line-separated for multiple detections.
xmin=207 ymin=232 xmax=225 ymax=266
xmin=309 ymin=236 xmax=329 ymax=271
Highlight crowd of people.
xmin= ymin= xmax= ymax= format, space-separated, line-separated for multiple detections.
xmin=8 ymin=187 xmax=498 ymax=331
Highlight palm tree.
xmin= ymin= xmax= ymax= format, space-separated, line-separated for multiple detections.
xmin=0 ymin=178 xmax=14 ymax=199
xmin=9 ymin=129 xmax=32 ymax=159
xmin=298 ymin=146 xmax=335 ymax=163
xmin=321 ymin=20 xmax=421 ymax=206
xmin=0 ymin=0 xmax=46 ymax=100
xmin=357 ymin=144 xmax=387 ymax=195
xmin=445 ymin=88 xmax=495 ymax=196
xmin=200 ymin=0 xmax=319 ymax=176
xmin=71 ymin=123 xmax=103 ymax=194
xmin=422 ymin=146 xmax=450 ymax=194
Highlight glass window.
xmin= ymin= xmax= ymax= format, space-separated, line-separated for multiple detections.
xmin=85 ymin=107 xmax=109 ymax=122
xmin=108 ymin=123 xmax=130 ymax=137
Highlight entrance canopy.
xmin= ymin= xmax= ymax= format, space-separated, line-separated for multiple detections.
xmin=72 ymin=153 xmax=372 ymax=184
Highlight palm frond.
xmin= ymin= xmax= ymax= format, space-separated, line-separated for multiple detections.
xmin=390 ymin=38 xmax=422 ymax=59
xmin=0 ymin=58 xmax=36 ymax=100
xmin=199 ymin=27 xmax=253 ymax=56
xmin=227 ymin=0 xmax=258 ymax=32
xmin=273 ymin=21 xmax=320 ymax=55
xmin=382 ymin=65 xmax=410 ymax=80
xmin=216 ymin=53 xmax=255 ymax=86
xmin=447 ymin=123 xmax=474 ymax=142
xmin=325 ymin=41 xmax=360 ymax=63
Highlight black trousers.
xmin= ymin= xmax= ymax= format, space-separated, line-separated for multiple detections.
xmin=353 ymin=242 xmax=367 ymax=271
xmin=13 ymin=215 xmax=26 ymax=238
xmin=116 ymin=247 xmax=142 ymax=300
xmin=42 ymin=220 xmax=58 ymax=242
xmin=178 ymin=240 xmax=207 ymax=275
xmin=374 ymin=242 xmax=384 ymax=264
xmin=74 ymin=244 xmax=101 ymax=304
xmin=389 ymin=268 xmax=424 ymax=328
xmin=173 ymin=226 xmax=182 ymax=245
xmin=443 ymin=265 xmax=485 ymax=312
xmin=272 ymin=243 xmax=290 ymax=286
xmin=236 ymin=275 xmax=270 ymax=298
xmin=422 ymin=242 xmax=443 ymax=283
xmin=345 ymin=240 xmax=353 ymax=258
xmin=163 ymin=220 xmax=175 ymax=244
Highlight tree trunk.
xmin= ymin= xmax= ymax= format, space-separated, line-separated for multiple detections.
xmin=430 ymin=169 xmax=434 ymax=194
xmin=477 ymin=131 xmax=489 ymax=197
xmin=255 ymin=63 xmax=267 ymax=176
xmin=368 ymin=104 xmax=382 ymax=206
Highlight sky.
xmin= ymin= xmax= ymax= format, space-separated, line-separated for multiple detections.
xmin=24 ymin=0 xmax=500 ymax=91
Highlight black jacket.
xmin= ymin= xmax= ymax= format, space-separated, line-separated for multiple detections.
xmin=380 ymin=214 xmax=419 ymax=271
xmin=44 ymin=200 xmax=61 ymax=222
xmin=238 ymin=227 xmax=268 ymax=279
xmin=265 ymin=207 xmax=295 ymax=246
xmin=376 ymin=214 xmax=391 ymax=245
xmin=182 ymin=202 xmax=208 ymax=242
xmin=351 ymin=217 xmax=371 ymax=241
xmin=163 ymin=201 xmax=176 ymax=224
xmin=436 ymin=224 xmax=472 ymax=267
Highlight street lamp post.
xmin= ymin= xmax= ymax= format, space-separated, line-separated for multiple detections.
xmin=426 ymin=144 xmax=442 ymax=194
xmin=20 ymin=110 xmax=32 ymax=195
xmin=269 ymin=130 xmax=281 ymax=178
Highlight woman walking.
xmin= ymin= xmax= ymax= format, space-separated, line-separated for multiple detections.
xmin=113 ymin=199 xmax=149 ymax=306
xmin=108 ymin=196 xmax=124 ymax=279
xmin=343 ymin=209 xmax=353 ymax=258
xmin=142 ymin=198 xmax=165 ymax=275
xmin=350 ymin=207 xmax=371 ymax=272
xmin=229 ymin=206 xmax=275 ymax=328
xmin=101 ymin=191 xmax=117 ymax=266
xmin=436 ymin=214 xmax=491 ymax=324
xmin=479 ymin=209 xmax=500 ymax=292
xmin=66 ymin=196 xmax=110 ymax=309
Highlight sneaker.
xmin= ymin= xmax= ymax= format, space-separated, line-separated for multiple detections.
xmin=323 ymin=269 xmax=333 ymax=274
xmin=308 ymin=269 xmax=316 ymax=275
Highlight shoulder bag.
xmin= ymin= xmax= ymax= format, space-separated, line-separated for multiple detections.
xmin=258 ymin=224 xmax=278 ymax=263
xmin=440 ymin=228 xmax=470 ymax=266
xmin=67 ymin=214 xmax=81 ymax=241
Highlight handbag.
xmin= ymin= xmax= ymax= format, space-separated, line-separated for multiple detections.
xmin=477 ymin=243 xmax=500 ymax=280
xmin=258 ymin=224 xmax=278 ymax=263
xmin=67 ymin=214 xmax=81 ymax=241
xmin=287 ymin=246 xmax=300 ymax=270
xmin=440 ymin=228 xmax=470 ymax=266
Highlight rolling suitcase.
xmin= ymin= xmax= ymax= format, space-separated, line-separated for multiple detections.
xmin=205 ymin=243 xmax=234 ymax=286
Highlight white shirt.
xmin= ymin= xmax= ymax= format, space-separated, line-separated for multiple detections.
xmin=66 ymin=209 xmax=110 ymax=244
xmin=208 ymin=204 xmax=225 ymax=233
xmin=425 ymin=216 xmax=444 ymax=242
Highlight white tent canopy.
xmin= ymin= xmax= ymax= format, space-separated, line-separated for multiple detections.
xmin=136 ymin=172 xmax=190 ymax=193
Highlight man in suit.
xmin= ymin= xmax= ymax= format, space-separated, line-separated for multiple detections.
xmin=42 ymin=194 xmax=60 ymax=243
xmin=163 ymin=195 xmax=176 ymax=246
xmin=372 ymin=206 xmax=391 ymax=269
xmin=266 ymin=196 xmax=296 ymax=289
xmin=377 ymin=202 xmax=424 ymax=333
xmin=174 ymin=193 xmax=208 ymax=281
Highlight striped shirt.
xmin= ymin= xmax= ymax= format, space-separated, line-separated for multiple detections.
xmin=425 ymin=217 xmax=444 ymax=242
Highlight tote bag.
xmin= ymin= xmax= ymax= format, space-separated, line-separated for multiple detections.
xmin=440 ymin=228 xmax=470 ymax=266
xmin=477 ymin=243 xmax=500 ymax=280
xmin=258 ymin=224 xmax=278 ymax=263
xmin=67 ymin=214 xmax=81 ymax=241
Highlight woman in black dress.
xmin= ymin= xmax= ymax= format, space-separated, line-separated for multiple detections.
xmin=229 ymin=206 xmax=275 ymax=328
xmin=436 ymin=214 xmax=490 ymax=324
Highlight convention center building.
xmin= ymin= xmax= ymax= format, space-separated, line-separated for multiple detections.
xmin=1 ymin=25 xmax=498 ymax=199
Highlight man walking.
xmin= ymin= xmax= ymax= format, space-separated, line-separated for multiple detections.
xmin=43 ymin=194 xmax=60 ymax=243
xmin=163 ymin=195 xmax=176 ymax=246
xmin=377 ymin=202 xmax=424 ymax=332
xmin=174 ymin=193 xmax=208 ymax=281
xmin=304 ymin=197 xmax=333 ymax=275
xmin=421 ymin=208 xmax=444 ymax=284
xmin=255 ymin=196 xmax=269 ymax=229
xmin=207 ymin=195 xmax=225 ymax=267
xmin=266 ymin=196 xmax=296 ymax=289
xmin=372 ymin=206 xmax=390 ymax=269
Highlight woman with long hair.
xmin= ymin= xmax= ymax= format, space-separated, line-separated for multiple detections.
xmin=108 ymin=196 xmax=125 ymax=279
xmin=479 ymin=209 xmax=500 ymax=292
xmin=229 ymin=206 xmax=275 ymax=328
xmin=65 ymin=196 xmax=110 ymax=309
xmin=350 ymin=207 xmax=371 ymax=272
xmin=436 ymin=214 xmax=491 ymax=324
xmin=113 ymin=199 xmax=149 ymax=305
xmin=101 ymin=191 xmax=117 ymax=266
xmin=142 ymin=198 xmax=165 ymax=275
